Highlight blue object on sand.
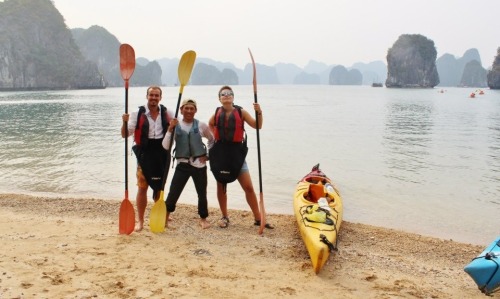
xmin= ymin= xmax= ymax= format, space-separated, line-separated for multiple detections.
xmin=464 ymin=236 xmax=500 ymax=295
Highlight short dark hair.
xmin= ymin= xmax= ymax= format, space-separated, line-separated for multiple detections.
xmin=147 ymin=85 xmax=162 ymax=96
xmin=218 ymin=85 xmax=233 ymax=96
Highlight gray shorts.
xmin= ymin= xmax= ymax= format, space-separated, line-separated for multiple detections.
xmin=240 ymin=161 xmax=249 ymax=173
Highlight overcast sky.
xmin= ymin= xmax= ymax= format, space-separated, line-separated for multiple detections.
xmin=51 ymin=0 xmax=499 ymax=69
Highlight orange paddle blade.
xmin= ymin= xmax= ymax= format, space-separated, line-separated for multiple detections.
xmin=248 ymin=48 xmax=257 ymax=93
xmin=258 ymin=193 xmax=266 ymax=235
xmin=150 ymin=191 xmax=166 ymax=233
xmin=119 ymin=198 xmax=135 ymax=235
xmin=119 ymin=44 xmax=136 ymax=81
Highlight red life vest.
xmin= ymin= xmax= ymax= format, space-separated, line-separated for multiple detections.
xmin=133 ymin=105 xmax=170 ymax=148
xmin=213 ymin=105 xmax=245 ymax=142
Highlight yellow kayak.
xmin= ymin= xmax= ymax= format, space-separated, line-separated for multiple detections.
xmin=293 ymin=164 xmax=343 ymax=274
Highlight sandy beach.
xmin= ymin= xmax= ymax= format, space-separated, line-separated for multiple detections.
xmin=0 ymin=193 xmax=497 ymax=299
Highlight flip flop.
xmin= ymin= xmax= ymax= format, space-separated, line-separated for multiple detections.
xmin=254 ymin=220 xmax=275 ymax=229
xmin=219 ymin=216 xmax=229 ymax=228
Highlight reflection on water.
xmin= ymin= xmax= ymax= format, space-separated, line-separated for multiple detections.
xmin=486 ymin=111 xmax=500 ymax=197
xmin=384 ymin=100 xmax=433 ymax=183
xmin=0 ymin=86 xmax=499 ymax=245
xmin=0 ymin=90 xmax=123 ymax=196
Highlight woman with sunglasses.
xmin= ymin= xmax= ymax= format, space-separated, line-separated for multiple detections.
xmin=208 ymin=85 xmax=274 ymax=229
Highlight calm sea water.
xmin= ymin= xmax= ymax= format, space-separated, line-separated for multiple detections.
xmin=0 ymin=85 xmax=499 ymax=245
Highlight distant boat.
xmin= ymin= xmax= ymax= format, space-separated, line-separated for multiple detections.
xmin=372 ymin=82 xmax=383 ymax=87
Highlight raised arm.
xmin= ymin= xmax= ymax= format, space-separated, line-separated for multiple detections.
xmin=242 ymin=103 xmax=263 ymax=129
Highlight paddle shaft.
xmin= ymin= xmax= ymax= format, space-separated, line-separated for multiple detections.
xmin=119 ymin=43 xmax=135 ymax=201
xmin=160 ymin=91 xmax=183 ymax=189
xmin=119 ymin=43 xmax=136 ymax=234
xmin=253 ymin=94 xmax=263 ymax=193
xmin=253 ymin=73 xmax=265 ymax=235
xmin=248 ymin=49 xmax=263 ymax=194
xmin=159 ymin=51 xmax=196 ymax=192
xmin=248 ymin=48 xmax=266 ymax=234
xmin=124 ymin=83 xmax=129 ymax=198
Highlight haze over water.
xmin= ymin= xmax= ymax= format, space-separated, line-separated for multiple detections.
xmin=0 ymin=85 xmax=498 ymax=245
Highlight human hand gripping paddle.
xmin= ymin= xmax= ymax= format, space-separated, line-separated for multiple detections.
xmin=149 ymin=50 xmax=197 ymax=233
xmin=118 ymin=44 xmax=136 ymax=235
xmin=248 ymin=48 xmax=266 ymax=235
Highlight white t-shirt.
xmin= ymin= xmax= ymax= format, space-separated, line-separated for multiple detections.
xmin=127 ymin=106 xmax=175 ymax=139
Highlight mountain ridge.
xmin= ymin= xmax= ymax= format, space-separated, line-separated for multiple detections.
xmin=0 ymin=0 xmax=493 ymax=90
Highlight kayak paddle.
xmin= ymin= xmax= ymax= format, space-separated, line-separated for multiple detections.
xmin=248 ymin=48 xmax=266 ymax=235
xmin=149 ymin=50 xmax=197 ymax=233
xmin=119 ymin=43 xmax=136 ymax=235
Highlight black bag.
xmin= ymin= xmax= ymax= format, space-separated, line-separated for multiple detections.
xmin=209 ymin=136 xmax=248 ymax=185
xmin=133 ymin=141 xmax=170 ymax=199
xmin=131 ymin=144 xmax=141 ymax=158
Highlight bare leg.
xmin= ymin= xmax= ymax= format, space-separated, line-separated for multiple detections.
xmin=216 ymin=182 xmax=228 ymax=217
xmin=165 ymin=212 xmax=173 ymax=228
xmin=216 ymin=182 xmax=230 ymax=228
xmin=135 ymin=187 xmax=148 ymax=232
xmin=237 ymin=172 xmax=260 ymax=220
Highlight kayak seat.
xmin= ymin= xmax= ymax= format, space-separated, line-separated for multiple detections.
xmin=307 ymin=182 xmax=325 ymax=203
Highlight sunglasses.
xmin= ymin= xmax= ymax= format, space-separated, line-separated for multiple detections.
xmin=219 ymin=91 xmax=234 ymax=97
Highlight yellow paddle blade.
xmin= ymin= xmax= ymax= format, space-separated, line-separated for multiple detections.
xmin=119 ymin=44 xmax=136 ymax=81
xmin=150 ymin=191 xmax=166 ymax=233
xmin=177 ymin=50 xmax=196 ymax=92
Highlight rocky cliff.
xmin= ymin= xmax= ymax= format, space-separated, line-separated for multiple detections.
xmin=385 ymin=34 xmax=439 ymax=88
xmin=437 ymin=49 xmax=485 ymax=87
xmin=191 ymin=63 xmax=239 ymax=85
xmin=459 ymin=60 xmax=487 ymax=87
xmin=72 ymin=26 xmax=162 ymax=87
xmin=487 ymin=48 xmax=500 ymax=89
xmin=0 ymin=0 xmax=105 ymax=90
xmin=329 ymin=65 xmax=363 ymax=85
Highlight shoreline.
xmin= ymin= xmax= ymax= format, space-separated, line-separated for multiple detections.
xmin=0 ymin=193 xmax=496 ymax=298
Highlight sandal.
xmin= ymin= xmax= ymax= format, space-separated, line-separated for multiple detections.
xmin=219 ymin=216 xmax=230 ymax=228
xmin=254 ymin=220 xmax=275 ymax=229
